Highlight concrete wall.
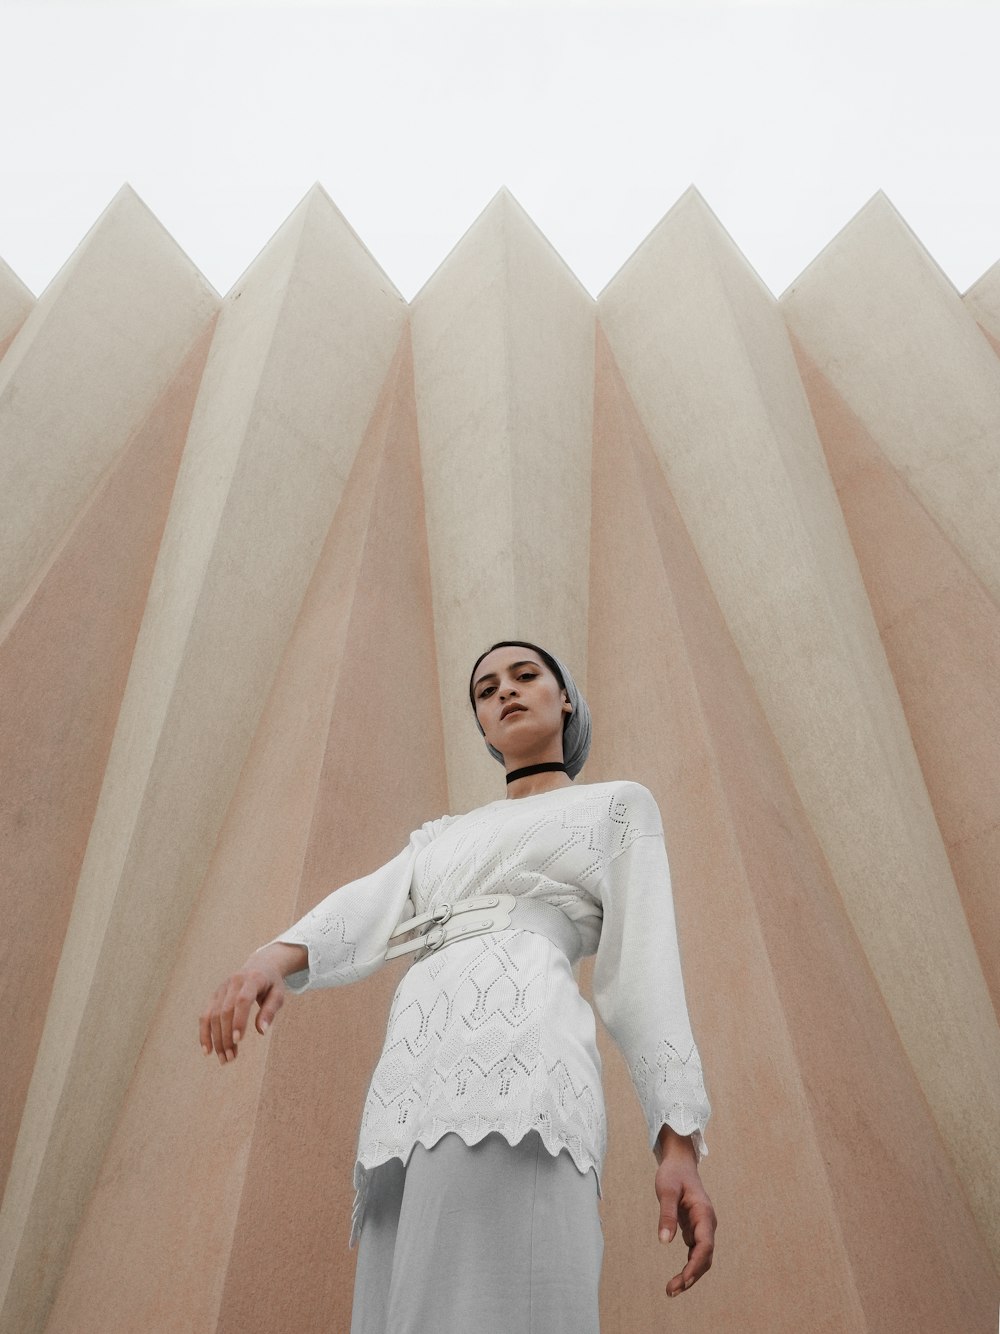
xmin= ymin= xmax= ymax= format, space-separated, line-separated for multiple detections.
xmin=1 ymin=184 xmax=997 ymax=1333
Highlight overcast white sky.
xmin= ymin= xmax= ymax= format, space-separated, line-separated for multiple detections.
xmin=1 ymin=0 xmax=997 ymax=301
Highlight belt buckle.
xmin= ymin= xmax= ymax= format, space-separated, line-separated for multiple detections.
xmin=421 ymin=902 xmax=452 ymax=954
xmin=414 ymin=895 xmax=513 ymax=961
xmin=425 ymin=924 xmax=447 ymax=951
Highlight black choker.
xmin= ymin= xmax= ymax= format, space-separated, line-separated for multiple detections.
xmin=505 ymin=762 xmax=569 ymax=785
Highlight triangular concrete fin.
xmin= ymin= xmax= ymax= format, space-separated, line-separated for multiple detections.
xmin=225 ymin=182 xmax=406 ymax=305
xmin=790 ymin=331 xmax=1000 ymax=1016
xmin=590 ymin=325 xmax=996 ymax=1329
xmin=0 ymin=187 xmax=220 ymax=623
xmin=39 ymin=326 xmax=446 ymax=1333
xmin=412 ymin=186 xmax=590 ymax=305
xmin=0 ymin=320 xmax=215 ymax=1201
xmin=597 ymin=185 xmax=771 ymax=300
xmin=22 ymin=184 xmax=216 ymax=314
xmin=779 ymin=191 xmax=958 ymax=302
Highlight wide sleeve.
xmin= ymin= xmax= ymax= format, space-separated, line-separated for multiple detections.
xmin=591 ymin=782 xmax=712 ymax=1162
xmin=263 ymin=813 xmax=456 ymax=994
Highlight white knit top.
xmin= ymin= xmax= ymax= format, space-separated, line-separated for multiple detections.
xmin=270 ymin=779 xmax=712 ymax=1247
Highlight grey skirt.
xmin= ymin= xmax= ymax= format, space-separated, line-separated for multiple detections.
xmin=350 ymin=1130 xmax=605 ymax=1334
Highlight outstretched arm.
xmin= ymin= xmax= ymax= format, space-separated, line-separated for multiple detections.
xmin=197 ymin=810 xmax=458 ymax=1067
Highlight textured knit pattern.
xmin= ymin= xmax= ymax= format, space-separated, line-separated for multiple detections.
xmin=269 ymin=780 xmax=712 ymax=1247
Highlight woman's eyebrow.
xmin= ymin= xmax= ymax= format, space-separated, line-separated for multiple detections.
xmin=474 ymin=660 xmax=539 ymax=690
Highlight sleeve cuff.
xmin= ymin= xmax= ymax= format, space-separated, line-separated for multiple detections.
xmin=651 ymin=1115 xmax=710 ymax=1164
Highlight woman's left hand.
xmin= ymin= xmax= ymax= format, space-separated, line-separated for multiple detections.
xmin=654 ymin=1129 xmax=717 ymax=1298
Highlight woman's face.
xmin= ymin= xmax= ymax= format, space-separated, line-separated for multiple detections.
xmin=471 ymin=648 xmax=572 ymax=766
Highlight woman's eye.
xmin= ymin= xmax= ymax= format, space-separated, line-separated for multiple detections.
xmin=479 ymin=686 xmax=494 ymax=699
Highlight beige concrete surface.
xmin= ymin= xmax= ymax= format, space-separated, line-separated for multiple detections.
xmin=0 ymin=186 xmax=218 ymax=1197
xmin=789 ymin=334 xmax=1000 ymax=1018
xmin=0 ymin=257 xmax=33 ymax=357
xmin=598 ymin=188 xmax=1000 ymax=1264
xmin=45 ymin=326 xmax=448 ymax=1333
xmin=781 ymin=192 xmax=1000 ymax=609
xmin=0 ymin=185 xmax=407 ymax=1334
xmin=2 ymin=186 xmax=997 ymax=1333
xmin=0 ymin=186 xmax=219 ymax=626
xmin=586 ymin=325 xmax=995 ymax=1332
xmin=410 ymin=188 xmax=596 ymax=812
xmin=0 ymin=320 xmax=216 ymax=1198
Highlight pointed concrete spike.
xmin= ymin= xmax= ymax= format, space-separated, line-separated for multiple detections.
xmin=413 ymin=186 xmax=590 ymax=305
xmin=781 ymin=194 xmax=1000 ymax=613
xmin=781 ymin=191 xmax=958 ymax=300
xmin=599 ymin=188 xmax=1000 ymax=1264
xmin=237 ymin=181 xmax=404 ymax=303
xmin=411 ymin=188 xmax=595 ymax=808
xmin=963 ymin=255 xmax=1000 ymax=351
xmin=0 ymin=257 xmax=33 ymax=357
xmin=0 ymin=189 xmax=408 ymax=1334
xmin=0 ymin=187 xmax=219 ymax=625
xmin=585 ymin=324 xmax=996 ymax=1331
xmin=598 ymin=185 xmax=722 ymax=299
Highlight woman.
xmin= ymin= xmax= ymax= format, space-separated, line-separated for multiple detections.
xmin=200 ymin=640 xmax=717 ymax=1331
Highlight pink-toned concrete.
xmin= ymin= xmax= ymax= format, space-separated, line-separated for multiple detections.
xmin=0 ymin=186 xmax=218 ymax=625
xmin=789 ymin=335 xmax=1000 ymax=1018
xmin=0 ymin=257 xmax=33 ymax=357
xmin=599 ymin=187 xmax=1000 ymax=1268
xmin=0 ymin=186 xmax=408 ymax=1334
xmin=585 ymin=325 xmax=995 ymax=1332
xmin=45 ymin=325 xmax=448 ymax=1334
xmin=781 ymin=194 xmax=1000 ymax=611
xmin=0 ymin=321 xmax=216 ymax=1197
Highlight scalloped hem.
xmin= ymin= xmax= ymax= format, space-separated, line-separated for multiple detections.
xmin=349 ymin=1125 xmax=603 ymax=1249
xmin=648 ymin=1114 xmax=710 ymax=1164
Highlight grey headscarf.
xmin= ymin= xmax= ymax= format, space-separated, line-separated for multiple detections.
xmin=468 ymin=640 xmax=592 ymax=779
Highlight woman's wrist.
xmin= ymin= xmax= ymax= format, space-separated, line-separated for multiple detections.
xmin=654 ymin=1124 xmax=698 ymax=1167
xmin=248 ymin=941 xmax=308 ymax=979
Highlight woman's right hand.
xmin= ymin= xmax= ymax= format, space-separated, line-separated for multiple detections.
xmin=198 ymin=943 xmax=304 ymax=1065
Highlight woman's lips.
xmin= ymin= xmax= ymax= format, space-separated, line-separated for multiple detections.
xmin=501 ymin=706 xmax=527 ymax=720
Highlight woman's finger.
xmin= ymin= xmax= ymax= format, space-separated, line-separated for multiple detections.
xmin=198 ymin=1006 xmax=212 ymax=1055
xmin=210 ymin=1008 xmax=225 ymax=1064
xmin=219 ymin=979 xmax=240 ymax=1060
xmin=668 ymin=1201 xmax=715 ymax=1295
xmin=231 ymin=977 xmax=261 ymax=1048
xmin=256 ymin=983 xmax=284 ymax=1035
xmin=656 ymin=1181 xmax=680 ymax=1244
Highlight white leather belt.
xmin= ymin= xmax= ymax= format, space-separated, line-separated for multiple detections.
xmin=385 ymin=893 xmax=583 ymax=966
